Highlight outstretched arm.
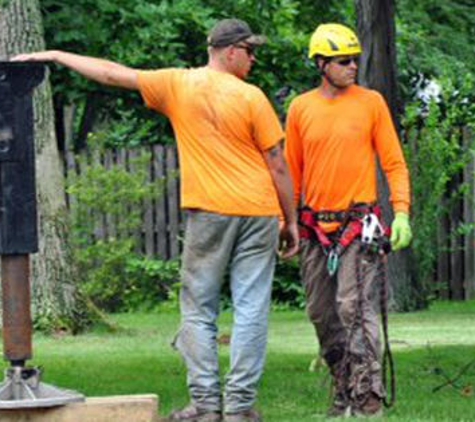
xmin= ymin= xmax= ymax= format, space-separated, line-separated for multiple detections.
xmin=263 ymin=141 xmax=299 ymax=259
xmin=11 ymin=50 xmax=139 ymax=90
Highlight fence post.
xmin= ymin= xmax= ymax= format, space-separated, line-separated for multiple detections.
xmin=437 ymin=210 xmax=450 ymax=299
xmin=463 ymin=127 xmax=475 ymax=299
xmin=166 ymin=147 xmax=181 ymax=259
xmin=153 ymin=145 xmax=168 ymax=259
xmin=143 ymin=145 xmax=155 ymax=257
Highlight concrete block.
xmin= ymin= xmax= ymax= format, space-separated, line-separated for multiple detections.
xmin=0 ymin=394 xmax=163 ymax=422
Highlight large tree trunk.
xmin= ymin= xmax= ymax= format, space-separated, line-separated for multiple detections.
xmin=356 ymin=0 xmax=424 ymax=310
xmin=0 ymin=0 xmax=92 ymax=331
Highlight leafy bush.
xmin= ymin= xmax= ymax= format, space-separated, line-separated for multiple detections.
xmin=124 ymin=257 xmax=180 ymax=311
xmin=66 ymin=135 xmax=180 ymax=312
xmin=272 ymin=257 xmax=305 ymax=309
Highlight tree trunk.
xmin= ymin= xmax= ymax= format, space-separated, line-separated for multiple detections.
xmin=0 ymin=0 xmax=92 ymax=331
xmin=355 ymin=0 xmax=424 ymax=310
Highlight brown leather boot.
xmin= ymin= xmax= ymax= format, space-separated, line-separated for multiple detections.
xmin=351 ymin=392 xmax=383 ymax=417
xmin=168 ymin=403 xmax=222 ymax=421
xmin=223 ymin=408 xmax=262 ymax=422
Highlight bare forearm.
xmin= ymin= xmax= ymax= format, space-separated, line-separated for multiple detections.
xmin=264 ymin=144 xmax=297 ymax=225
xmin=263 ymin=143 xmax=300 ymax=258
xmin=11 ymin=50 xmax=138 ymax=90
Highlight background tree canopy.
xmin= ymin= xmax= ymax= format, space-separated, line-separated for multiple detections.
xmin=40 ymin=0 xmax=475 ymax=148
xmin=397 ymin=0 xmax=475 ymax=101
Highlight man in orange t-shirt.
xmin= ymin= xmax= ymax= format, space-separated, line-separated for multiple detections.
xmin=13 ymin=18 xmax=299 ymax=422
xmin=285 ymin=23 xmax=412 ymax=418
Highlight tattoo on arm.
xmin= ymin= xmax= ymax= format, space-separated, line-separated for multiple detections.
xmin=268 ymin=140 xmax=284 ymax=158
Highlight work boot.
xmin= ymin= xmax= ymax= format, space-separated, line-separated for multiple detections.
xmin=348 ymin=360 xmax=384 ymax=417
xmin=168 ymin=403 xmax=222 ymax=421
xmin=223 ymin=408 xmax=262 ymax=422
xmin=351 ymin=393 xmax=383 ymax=418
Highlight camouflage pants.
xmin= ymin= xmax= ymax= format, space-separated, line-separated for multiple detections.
xmin=300 ymin=239 xmax=385 ymax=400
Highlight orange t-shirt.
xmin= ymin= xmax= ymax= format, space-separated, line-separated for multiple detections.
xmin=138 ymin=67 xmax=284 ymax=217
xmin=285 ymin=84 xmax=410 ymax=231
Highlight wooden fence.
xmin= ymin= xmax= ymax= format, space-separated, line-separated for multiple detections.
xmin=64 ymin=141 xmax=475 ymax=300
xmin=65 ymin=144 xmax=183 ymax=260
xmin=436 ymin=129 xmax=475 ymax=300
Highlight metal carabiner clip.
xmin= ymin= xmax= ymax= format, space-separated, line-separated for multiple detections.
xmin=327 ymin=249 xmax=339 ymax=276
xmin=361 ymin=213 xmax=384 ymax=245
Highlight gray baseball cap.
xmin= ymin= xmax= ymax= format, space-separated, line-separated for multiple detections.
xmin=207 ymin=19 xmax=267 ymax=48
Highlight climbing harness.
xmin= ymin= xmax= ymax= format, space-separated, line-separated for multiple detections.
xmin=298 ymin=203 xmax=390 ymax=275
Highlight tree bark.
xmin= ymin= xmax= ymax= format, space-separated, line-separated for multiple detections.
xmin=356 ymin=0 xmax=423 ymax=310
xmin=0 ymin=0 xmax=92 ymax=331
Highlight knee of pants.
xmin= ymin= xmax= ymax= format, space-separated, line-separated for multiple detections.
xmin=337 ymin=298 xmax=357 ymax=327
xmin=306 ymin=303 xmax=329 ymax=327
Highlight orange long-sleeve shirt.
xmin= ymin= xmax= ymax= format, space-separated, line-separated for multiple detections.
xmin=285 ymin=84 xmax=410 ymax=231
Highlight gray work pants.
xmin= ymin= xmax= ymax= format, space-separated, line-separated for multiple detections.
xmin=173 ymin=210 xmax=279 ymax=413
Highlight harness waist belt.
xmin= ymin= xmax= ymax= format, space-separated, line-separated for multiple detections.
xmin=301 ymin=203 xmax=378 ymax=223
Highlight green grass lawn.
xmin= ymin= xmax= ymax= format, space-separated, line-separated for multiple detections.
xmin=2 ymin=300 xmax=474 ymax=421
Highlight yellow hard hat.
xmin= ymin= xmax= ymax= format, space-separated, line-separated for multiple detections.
xmin=308 ymin=23 xmax=362 ymax=59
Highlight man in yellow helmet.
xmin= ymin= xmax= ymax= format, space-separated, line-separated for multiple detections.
xmin=285 ymin=23 xmax=412 ymax=417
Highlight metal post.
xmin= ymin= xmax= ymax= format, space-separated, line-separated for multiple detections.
xmin=2 ymin=254 xmax=32 ymax=365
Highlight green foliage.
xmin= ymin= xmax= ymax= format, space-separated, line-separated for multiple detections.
xmin=396 ymin=0 xmax=475 ymax=103
xmin=78 ymin=245 xmax=180 ymax=312
xmin=272 ymin=257 xmax=305 ymax=309
xmin=124 ymin=257 xmax=181 ymax=311
xmin=42 ymin=0 xmax=217 ymax=147
xmin=66 ymin=134 xmax=180 ymax=312
xmin=402 ymin=73 xmax=475 ymax=299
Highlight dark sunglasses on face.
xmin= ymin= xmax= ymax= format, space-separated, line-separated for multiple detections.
xmin=332 ymin=56 xmax=359 ymax=66
xmin=234 ymin=44 xmax=256 ymax=56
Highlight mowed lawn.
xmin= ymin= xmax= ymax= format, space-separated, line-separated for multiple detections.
xmin=1 ymin=300 xmax=474 ymax=421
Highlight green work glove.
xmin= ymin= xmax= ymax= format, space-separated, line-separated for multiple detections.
xmin=390 ymin=212 xmax=412 ymax=251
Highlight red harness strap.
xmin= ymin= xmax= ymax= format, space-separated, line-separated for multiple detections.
xmin=299 ymin=210 xmax=333 ymax=250
xmin=299 ymin=207 xmax=364 ymax=251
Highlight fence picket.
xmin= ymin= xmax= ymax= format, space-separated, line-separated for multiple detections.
xmin=166 ymin=147 xmax=181 ymax=259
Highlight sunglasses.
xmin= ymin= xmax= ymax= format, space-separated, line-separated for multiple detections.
xmin=332 ymin=56 xmax=359 ymax=66
xmin=234 ymin=44 xmax=256 ymax=57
